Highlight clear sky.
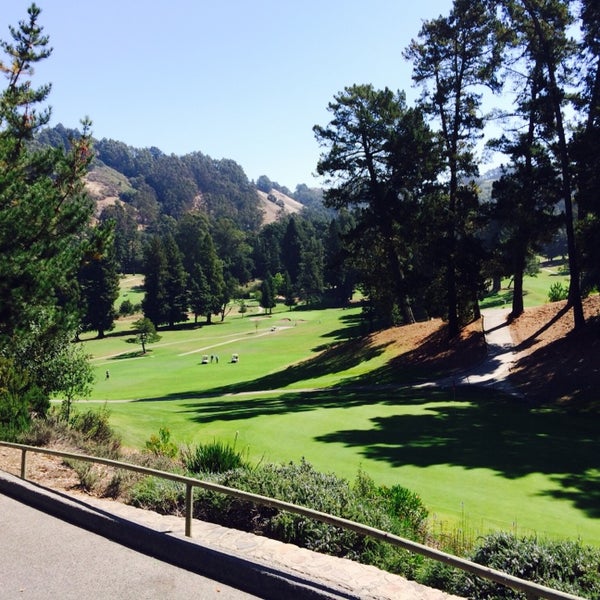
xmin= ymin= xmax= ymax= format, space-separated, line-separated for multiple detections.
xmin=5 ymin=1 xmax=459 ymax=190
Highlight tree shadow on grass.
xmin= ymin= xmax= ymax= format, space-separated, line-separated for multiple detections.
xmin=544 ymin=471 xmax=600 ymax=518
xmin=313 ymin=394 xmax=600 ymax=519
xmin=177 ymin=386 xmax=447 ymax=422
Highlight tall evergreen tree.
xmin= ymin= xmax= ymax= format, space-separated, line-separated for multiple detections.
xmin=572 ymin=0 xmax=600 ymax=293
xmin=142 ymin=235 xmax=168 ymax=326
xmin=280 ymin=217 xmax=304 ymax=285
xmin=405 ymin=0 xmax=503 ymax=336
xmin=0 ymin=5 xmax=95 ymax=410
xmin=314 ymin=84 xmax=441 ymax=324
xmin=497 ymin=0 xmax=584 ymax=329
xmin=78 ymin=221 xmax=120 ymax=338
xmin=162 ymin=233 xmax=188 ymax=327
xmin=200 ymin=231 xmax=225 ymax=324
xmin=260 ymin=274 xmax=276 ymax=315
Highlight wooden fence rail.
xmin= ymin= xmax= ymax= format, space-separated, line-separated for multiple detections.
xmin=0 ymin=441 xmax=584 ymax=600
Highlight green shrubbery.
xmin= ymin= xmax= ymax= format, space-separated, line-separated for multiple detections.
xmin=128 ymin=455 xmax=428 ymax=578
xmin=125 ymin=434 xmax=600 ymax=595
xmin=181 ymin=437 xmax=246 ymax=474
xmin=421 ymin=532 xmax=600 ymax=599
xmin=548 ymin=281 xmax=569 ymax=303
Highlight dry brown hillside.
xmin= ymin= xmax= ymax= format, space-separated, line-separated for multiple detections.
xmin=357 ymin=296 xmax=600 ymax=410
xmin=256 ymin=189 xmax=303 ymax=224
xmin=508 ymin=295 xmax=600 ymax=410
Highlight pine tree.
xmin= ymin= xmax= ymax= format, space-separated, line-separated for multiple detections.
xmin=78 ymin=222 xmax=120 ymax=338
xmin=0 ymin=5 xmax=95 ymax=411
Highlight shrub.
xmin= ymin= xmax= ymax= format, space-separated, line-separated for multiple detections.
xmin=144 ymin=427 xmax=178 ymax=458
xmin=191 ymin=459 xmax=427 ymax=577
xmin=70 ymin=407 xmax=114 ymax=444
xmin=128 ymin=476 xmax=185 ymax=516
xmin=548 ymin=282 xmax=568 ymax=303
xmin=118 ymin=299 xmax=134 ymax=316
xmin=181 ymin=436 xmax=246 ymax=474
xmin=441 ymin=532 xmax=600 ymax=599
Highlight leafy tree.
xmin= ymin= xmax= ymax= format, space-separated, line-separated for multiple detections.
xmin=77 ymin=221 xmax=120 ymax=338
xmin=53 ymin=340 xmax=95 ymax=422
xmin=0 ymin=5 xmax=95 ymax=417
xmin=131 ymin=317 xmax=161 ymax=354
xmin=256 ymin=174 xmax=273 ymax=193
xmin=211 ymin=217 xmax=253 ymax=285
xmin=405 ymin=0 xmax=503 ymax=336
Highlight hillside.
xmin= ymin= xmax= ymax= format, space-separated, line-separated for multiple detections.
xmin=86 ymin=162 xmax=305 ymax=226
xmin=84 ymin=164 xmax=134 ymax=218
xmin=339 ymin=295 xmax=600 ymax=410
xmin=256 ymin=188 xmax=304 ymax=224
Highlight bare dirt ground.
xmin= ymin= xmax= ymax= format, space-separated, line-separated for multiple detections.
xmin=2 ymin=296 xmax=599 ymax=491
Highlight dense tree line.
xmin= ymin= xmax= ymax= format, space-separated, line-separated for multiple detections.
xmin=315 ymin=0 xmax=600 ymax=336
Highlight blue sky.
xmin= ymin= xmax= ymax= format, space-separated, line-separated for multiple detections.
xmin=5 ymin=1 xmax=460 ymax=189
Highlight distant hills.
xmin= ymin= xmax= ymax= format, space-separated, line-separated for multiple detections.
xmin=36 ymin=124 xmax=325 ymax=230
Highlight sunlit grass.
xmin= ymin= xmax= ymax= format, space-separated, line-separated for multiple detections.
xmin=72 ymin=272 xmax=600 ymax=547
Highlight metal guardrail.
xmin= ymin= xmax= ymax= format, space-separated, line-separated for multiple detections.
xmin=0 ymin=440 xmax=584 ymax=600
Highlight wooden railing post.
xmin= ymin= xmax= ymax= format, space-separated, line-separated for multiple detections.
xmin=185 ymin=482 xmax=193 ymax=537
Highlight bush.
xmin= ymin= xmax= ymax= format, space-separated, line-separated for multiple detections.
xmin=0 ymin=358 xmax=49 ymax=441
xmin=190 ymin=459 xmax=427 ymax=577
xmin=70 ymin=407 xmax=114 ymax=444
xmin=144 ymin=427 xmax=178 ymax=458
xmin=126 ymin=458 xmax=428 ymax=576
xmin=438 ymin=532 xmax=600 ymax=599
xmin=548 ymin=282 xmax=568 ymax=303
xmin=181 ymin=437 xmax=246 ymax=474
xmin=118 ymin=299 xmax=134 ymax=316
xmin=128 ymin=476 xmax=185 ymax=516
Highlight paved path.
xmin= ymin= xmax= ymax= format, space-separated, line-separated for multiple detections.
xmin=420 ymin=308 xmax=519 ymax=395
xmin=0 ymin=492 xmax=258 ymax=600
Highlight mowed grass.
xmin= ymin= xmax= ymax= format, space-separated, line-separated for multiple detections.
xmin=480 ymin=260 xmax=570 ymax=310
xmin=75 ymin=274 xmax=600 ymax=546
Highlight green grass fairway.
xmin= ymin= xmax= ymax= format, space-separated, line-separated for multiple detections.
xmin=78 ymin=301 xmax=600 ymax=547
xmin=480 ymin=261 xmax=570 ymax=309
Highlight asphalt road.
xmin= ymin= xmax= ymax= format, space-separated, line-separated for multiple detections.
xmin=0 ymin=493 xmax=260 ymax=600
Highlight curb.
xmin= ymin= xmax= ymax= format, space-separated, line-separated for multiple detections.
xmin=0 ymin=471 xmax=358 ymax=600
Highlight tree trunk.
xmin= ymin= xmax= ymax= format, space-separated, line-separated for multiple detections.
xmin=511 ymin=265 xmax=525 ymax=318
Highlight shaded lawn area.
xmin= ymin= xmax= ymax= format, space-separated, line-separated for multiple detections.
xmin=102 ymin=385 xmax=600 ymax=545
